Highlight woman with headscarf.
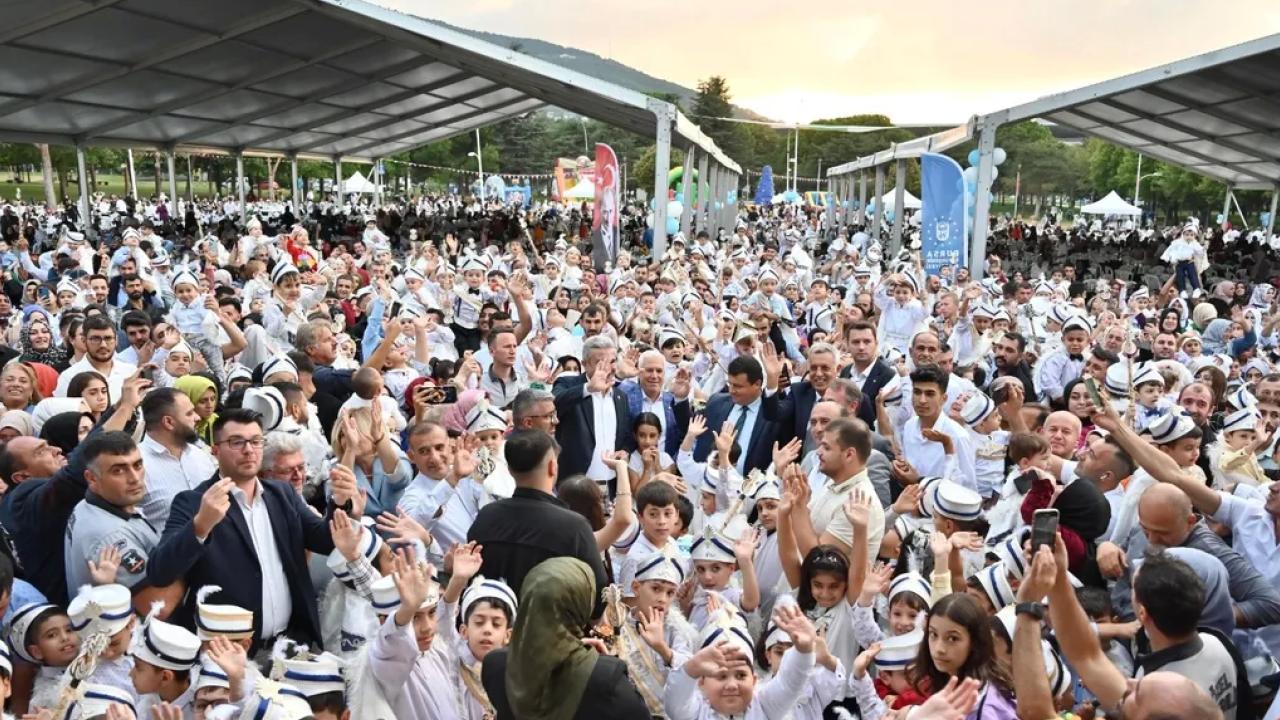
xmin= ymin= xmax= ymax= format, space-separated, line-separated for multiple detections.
xmin=39 ymin=411 xmax=92 ymax=457
xmin=17 ymin=320 xmax=68 ymax=371
xmin=174 ymin=374 xmax=219 ymax=445
xmin=1201 ymin=318 xmax=1256 ymax=358
xmin=482 ymin=556 xmax=649 ymax=720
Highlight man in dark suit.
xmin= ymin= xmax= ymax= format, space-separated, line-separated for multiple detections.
xmin=552 ymin=335 xmax=634 ymax=491
xmin=146 ymin=408 xmax=362 ymax=651
xmin=693 ymin=355 xmax=780 ymax=476
xmin=618 ymin=349 xmax=692 ymax=458
xmin=774 ymin=341 xmax=841 ymax=451
xmin=838 ymin=320 xmax=897 ymax=428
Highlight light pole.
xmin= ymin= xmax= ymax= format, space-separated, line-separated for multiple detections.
xmin=1135 ymin=171 xmax=1161 ymax=208
xmin=468 ymin=128 xmax=484 ymax=201
xmin=579 ymin=117 xmax=590 ymax=155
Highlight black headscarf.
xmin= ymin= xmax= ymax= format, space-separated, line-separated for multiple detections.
xmin=39 ymin=411 xmax=88 ymax=457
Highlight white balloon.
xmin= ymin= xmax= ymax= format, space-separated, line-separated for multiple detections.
xmin=962 ymin=166 xmax=979 ymax=183
xmin=993 ymin=148 xmax=1008 ymax=166
xmin=667 ymin=200 xmax=684 ymax=218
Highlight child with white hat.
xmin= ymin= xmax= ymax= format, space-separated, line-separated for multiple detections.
xmin=0 ymin=641 xmax=12 ymax=720
xmin=616 ymin=550 xmax=697 ymax=716
xmin=68 ymin=682 xmax=138 ymax=719
xmin=664 ymin=604 xmax=815 ymax=718
xmin=349 ymin=549 xmax=456 ymax=720
xmin=955 ymin=391 xmax=1009 ymax=501
xmin=167 ymin=269 xmax=225 ymax=379
xmin=9 ymin=602 xmax=78 ymax=712
xmin=873 ymin=271 xmax=928 ymax=356
xmin=1207 ymin=407 xmax=1269 ymax=490
xmin=191 ymin=654 xmax=232 ymax=718
xmin=685 ymin=516 xmax=759 ymax=630
xmin=320 ymin=511 xmax=387 ymax=661
xmin=847 ymin=629 xmax=926 ymax=715
xmin=753 ymin=599 xmax=846 ymax=720
xmin=68 ymin=583 xmax=138 ymax=698
xmin=434 ymin=543 xmax=516 ymax=720
xmin=130 ymin=602 xmax=201 ymax=718
xmin=277 ymin=652 xmax=348 ymax=720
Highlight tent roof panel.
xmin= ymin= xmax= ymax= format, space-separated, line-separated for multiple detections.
xmin=0 ymin=0 xmax=737 ymax=172
xmin=992 ymin=33 xmax=1280 ymax=189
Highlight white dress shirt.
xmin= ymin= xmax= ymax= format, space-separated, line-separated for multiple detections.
xmin=139 ymin=435 xmax=219 ymax=528
xmin=397 ymin=473 xmax=483 ymax=566
xmin=901 ymin=415 xmax=976 ymax=489
xmin=585 ymin=386 xmax=619 ymax=483
xmin=231 ymin=481 xmax=292 ymax=639
xmin=727 ymin=395 xmax=763 ymax=476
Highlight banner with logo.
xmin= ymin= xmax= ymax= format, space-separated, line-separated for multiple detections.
xmin=593 ymin=143 xmax=620 ymax=266
xmin=920 ymin=152 xmax=967 ymax=276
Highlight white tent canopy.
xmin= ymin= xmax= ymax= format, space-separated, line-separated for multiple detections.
xmin=881 ymin=189 xmax=921 ymax=210
xmin=342 ymin=170 xmax=377 ymax=194
xmin=563 ymin=179 xmax=595 ymax=200
xmin=1080 ymin=190 xmax=1142 ymax=216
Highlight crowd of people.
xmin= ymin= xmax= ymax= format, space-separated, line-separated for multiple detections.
xmin=0 ymin=187 xmax=1272 ymax=720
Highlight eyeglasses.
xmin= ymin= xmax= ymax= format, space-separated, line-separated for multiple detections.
xmin=222 ymin=436 xmax=266 ymax=452
xmin=272 ymin=463 xmax=306 ymax=477
xmin=526 ymin=411 xmax=559 ymax=421
xmin=86 ymin=335 xmax=115 ymax=345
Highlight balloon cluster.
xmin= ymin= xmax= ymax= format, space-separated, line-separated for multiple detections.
xmin=648 ymin=193 xmax=687 ymax=235
xmin=961 ymin=147 xmax=1007 ymax=223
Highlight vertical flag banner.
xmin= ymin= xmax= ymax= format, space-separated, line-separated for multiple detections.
xmin=593 ymin=143 xmax=621 ymax=264
xmin=920 ymin=152 xmax=967 ymax=276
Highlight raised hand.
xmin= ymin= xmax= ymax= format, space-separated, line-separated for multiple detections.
xmin=376 ymin=510 xmax=433 ymax=548
xmin=687 ymin=414 xmax=708 ymax=439
xmin=929 ymin=531 xmax=951 ymax=562
xmin=713 ymin=421 xmax=737 ymax=458
xmin=734 ymin=527 xmax=759 ymax=565
xmin=193 ymin=477 xmax=235 ymax=539
xmin=450 ymin=541 xmax=484 ymax=582
xmin=852 ymin=642 xmax=881 ymax=679
xmin=858 ymin=562 xmax=895 ymax=605
xmin=843 ymin=490 xmax=873 ymax=531
xmin=1017 ymin=545 xmax=1057 ymax=602
xmin=912 ymin=676 xmax=982 ymax=720
xmin=205 ymin=636 xmax=248 ymax=684
xmin=772 ymin=438 xmax=802 ymax=470
xmin=452 ymin=434 xmax=478 ymax=481
xmin=329 ymin=509 xmax=362 ymax=561
xmin=919 ymin=427 xmax=954 ymax=455
xmin=772 ymin=603 xmax=816 ymax=652
xmin=892 ymin=484 xmax=923 ymax=516
xmin=684 ymin=639 xmax=732 ymax=679
xmin=891 ymin=457 xmax=920 ymax=485
xmin=391 ymin=549 xmax=432 ymax=616
xmin=948 ymin=531 xmax=984 ymax=553
xmin=88 ymin=544 xmax=122 ymax=585
xmin=671 ymin=366 xmax=692 ymax=398
xmin=636 ymin=607 xmax=667 ymax=650
xmin=586 ymin=358 xmax=613 ymax=394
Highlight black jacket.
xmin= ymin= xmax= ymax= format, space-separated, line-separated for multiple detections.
xmin=483 ymin=649 xmax=650 ymax=720
xmin=839 ymin=359 xmax=897 ymax=428
xmin=468 ymin=487 xmax=609 ymax=620
xmin=692 ymin=391 xmax=781 ymax=476
xmin=145 ymin=476 xmax=335 ymax=650
xmin=552 ymin=375 xmax=635 ymax=481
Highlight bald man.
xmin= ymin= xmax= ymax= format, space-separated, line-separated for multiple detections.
xmin=1130 ymin=483 xmax=1280 ymax=629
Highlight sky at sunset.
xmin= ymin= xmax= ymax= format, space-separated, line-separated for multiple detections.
xmin=373 ymin=0 xmax=1280 ymax=124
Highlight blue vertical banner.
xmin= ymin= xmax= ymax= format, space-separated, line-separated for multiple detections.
xmin=920 ymin=152 xmax=967 ymax=276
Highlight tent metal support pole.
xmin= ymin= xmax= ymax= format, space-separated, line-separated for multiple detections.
xmin=235 ymin=152 xmax=246 ymax=225
xmin=290 ymin=155 xmax=298 ymax=206
xmin=334 ymin=156 xmax=343 ymax=201
xmin=872 ymin=164 xmax=886 ymax=240
xmin=75 ymin=145 xmax=89 ymax=231
xmin=696 ymin=152 xmax=710 ymax=233
xmin=1267 ymin=186 xmax=1279 ymax=238
xmin=166 ymin=151 xmax=177 ymax=218
xmin=650 ymin=100 xmax=673 ymax=260
xmin=126 ymin=149 xmax=137 ymax=201
xmin=891 ymin=158 xmax=907 ymax=255
xmin=858 ymin=171 xmax=868 ymax=227
xmin=373 ymin=158 xmax=382 ymax=206
xmin=971 ymin=121 xmax=999 ymax=281
xmin=679 ymin=145 xmax=696 ymax=238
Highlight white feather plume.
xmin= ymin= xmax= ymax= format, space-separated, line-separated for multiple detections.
xmin=196 ymin=585 xmax=222 ymax=606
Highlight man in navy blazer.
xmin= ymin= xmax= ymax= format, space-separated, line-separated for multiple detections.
xmin=146 ymin=408 xmax=360 ymax=651
xmin=693 ymin=355 xmax=780 ymax=475
xmin=618 ymin=350 xmax=692 ymax=458
xmin=552 ymin=335 xmax=635 ymax=489
xmin=838 ymin=321 xmax=898 ymax=428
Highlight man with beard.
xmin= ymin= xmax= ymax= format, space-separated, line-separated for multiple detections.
xmin=54 ymin=315 xmax=137 ymax=399
xmin=113 ymin=273 xmax=164 ymax=324
xmin=138 ymin=387 xmax=218 ymax=528
xmin=994 ymin=331 xmax=1037 ymax=400
xmin=1178 ymin=382 xmax=1219 ymax=481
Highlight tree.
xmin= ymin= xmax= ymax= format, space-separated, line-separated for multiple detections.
xmin=693 ymin=76 xmax=745 ymax=160
xmin=38 ymin=144 xmax=55 ymax=208
xmin=632 ymin=146 xmax=684 ymax=200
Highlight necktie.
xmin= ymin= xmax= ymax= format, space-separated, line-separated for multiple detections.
xmin=734 ymin=404 xmax=750 ymax=440
xmin=1068 ymin=353 xmax=1083 ymax=361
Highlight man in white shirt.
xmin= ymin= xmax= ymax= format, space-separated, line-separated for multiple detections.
xmin=55 ymin=315 xmax=137 ymax=400
xmin=138 ymin=387 xmax=219 ymax=528
xmin=397 ymin=421 xmax=483 ymax=566
xmin=790 ymin=416 xmax=884 ymax=565
xmin=897 ymin=364 xmax=977 ymax=490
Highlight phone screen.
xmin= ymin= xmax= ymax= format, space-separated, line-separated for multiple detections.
xmin=1031 ymin=509 xmax=1060 ymax=553
xmin=1084 ymin=377 xmax=1103 ymax=407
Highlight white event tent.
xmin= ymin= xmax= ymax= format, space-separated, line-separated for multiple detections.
xmin=1080 ymin=190 xmax=1142 ymax=216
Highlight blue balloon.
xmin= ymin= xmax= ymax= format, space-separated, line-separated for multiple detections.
xmin=676 ymin=192 xmax=685 ymax=204
xmin=968 ymin=149 xmax=980 ymax=167
xmin=666 ymin=217 xmax=679 ymax=235
xmin=885 ymin=210 xmax=896 ymax=224
xmin=965 ymin=179 xmax=977 ymax=193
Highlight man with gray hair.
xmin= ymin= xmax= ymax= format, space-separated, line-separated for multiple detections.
xmin=261 ymin=432 xmax=309 ymax=498
xmin=618 ymin=349 xmax=692 ymax=457
xmin=552 ymin=335 xmax=634 ymax=489
xmin=512 ymin=388 xmax=559 ymax=434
